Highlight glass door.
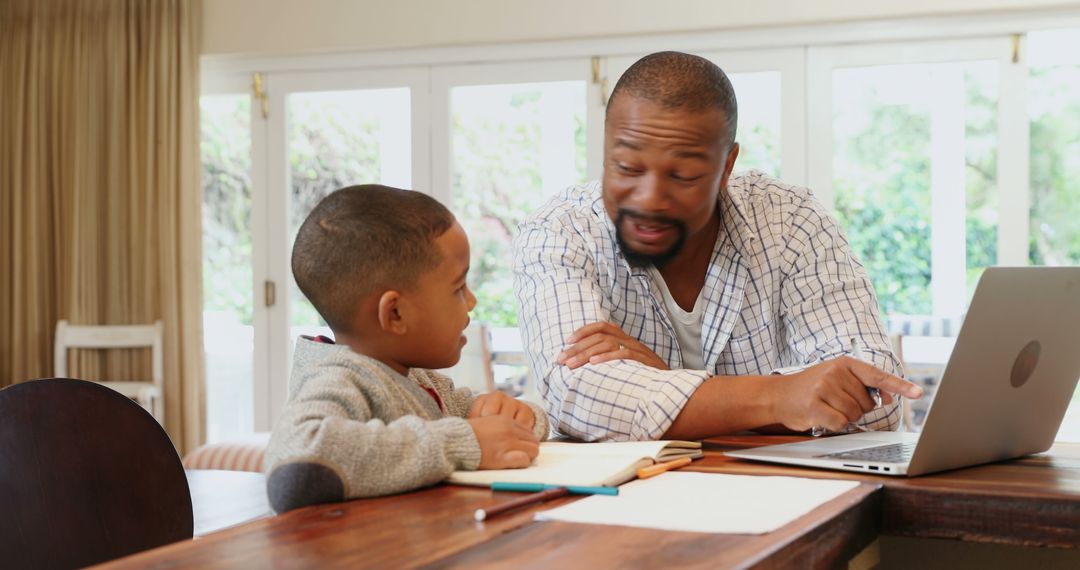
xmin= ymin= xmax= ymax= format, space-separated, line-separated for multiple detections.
xmin=432 ymin=60 xmax=593 ymax=397
xmin=261 ymin=69 xmax=430 ymax=427
xmin=200 ymin=69 xmax=429 ymax=436
xmin=807 ymin=37 xmax=1021 ymax=431
xmin=807 ymin=38 xmax=1020 ymax=322
xmin=200 ymin=75 xmax=258 ymax=443
xmin=1026 ymin=28 xmax=1080 ymax=441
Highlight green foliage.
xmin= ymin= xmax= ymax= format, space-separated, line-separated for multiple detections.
xmin=834 ymin=66 xmax=1002 ymax=317
xmin=835 ymin=102 xmax=933 ymax=315
xmin=287 ymin=100 xmax=382 ymax=230
xmin=452 ymin=87 xmax=587 ymax=327
xmin=201 ymin=94 xmax=384 ymax=328
xmin=201 ymin=97 xmax=254 ymax=325
xmin=286 ymin=97 xmax=382 ymax=327
xmin=735 ymin=123 xmax=781 ymax=177
xmin=964 ymin=68 xmax=999 ymax=278
xmin=202 ymin=66 xmax=1080 ymax=330
xmin=1029 ymin=66 xmax=1080 ymax=266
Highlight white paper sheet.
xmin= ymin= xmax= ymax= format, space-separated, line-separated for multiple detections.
xmin=534 ymin=471 xmax=860 ymax=534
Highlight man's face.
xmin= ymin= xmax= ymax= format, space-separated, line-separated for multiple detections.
xmin=602 ymin=95 xmax=738 ymax=267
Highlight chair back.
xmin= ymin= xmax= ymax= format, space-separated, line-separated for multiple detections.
xmin=0 ymin=378 xmax=193 ymax=568
xmin=54 ymin=320 xmax=165 ymax=423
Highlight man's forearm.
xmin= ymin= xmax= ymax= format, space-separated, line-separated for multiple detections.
xmin=661 ymin=374 xmax=780 ymax=439
xmin=662 ymin=357 xmax=921 ymax=439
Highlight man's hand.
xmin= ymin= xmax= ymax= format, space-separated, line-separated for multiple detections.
xmin=467 ymin=416 xmax=540 ymax=469
xmin=557 ymin=322 xmax=669 ymax=370
xmin=468 ymin=391 xmax=535 ymax=429
xmin=770 ymin=357 xmax=924 ymax=432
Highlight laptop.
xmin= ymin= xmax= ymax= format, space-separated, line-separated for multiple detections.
xmin=726 ymin=267 xmax=1080 ymax=476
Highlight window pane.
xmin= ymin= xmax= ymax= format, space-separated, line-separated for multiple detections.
xmin=450 ymin=81 xmax=587 ymax=328
xmin=832 ymin=61 xmax=998 ymax=318
xmin=1028 ymin=28 xmax=1080 ymax=442
xmin=1029 ymin=35 xmax=1080 ymax=267
xmin=201 ymin=94 xmax=254 ymax=442
xmin=963 ymin=65 xmax=1000 ymax=300
xmin=730 ymin=71 xmax=782 ymax=177
xmin=286 ymin=88 xmax=412 ymax=343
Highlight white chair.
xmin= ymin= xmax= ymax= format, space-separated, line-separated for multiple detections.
xmin=54 ymin=320 xmax=165 ymax=425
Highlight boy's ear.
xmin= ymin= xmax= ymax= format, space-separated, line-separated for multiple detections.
xmin=376 ymin=290 xmax=407 ymax=335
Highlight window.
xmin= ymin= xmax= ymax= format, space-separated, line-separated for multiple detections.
xmin=809 ymin=40 xmax=1008 ymax=320
xmin=829 ymin=60 xmax=999 ymax=316
xmin=200 ymin=91 xmax=255 ymax=442
xmin=1028 ymin=30 xmax=1080 ymax=268
xmin=449 ymin=80 xmax=587 ymax=326
xmin=728 ymin=71 xmax=783 ymax=177
xmin=1028 ymin=28 xmax=1080 ymax=441
xmin=261 ymin=70 xmax=427 ymax=426
xmin=197 ymin=70 xmax=427 ymax=432
xmin=199 ymin=21 xmax=1080 ymax=441
xmin=285 ymin=87 xmax=413 ymax=341
xmin=431 ymin=61 xmax=590 ymax=394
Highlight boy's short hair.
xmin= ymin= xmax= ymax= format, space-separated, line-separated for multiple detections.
xmin=291 ymin=184 xmax=455 ymax=334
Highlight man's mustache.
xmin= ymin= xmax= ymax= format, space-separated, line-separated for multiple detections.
xmin=616 ymin=208 xmax=683 ymax=228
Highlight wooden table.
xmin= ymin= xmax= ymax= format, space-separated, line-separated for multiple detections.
xmin=101 ymin=437 xmax=1080 ymax=569
xmin=698 ymin=436 xmax=1080 ymax=549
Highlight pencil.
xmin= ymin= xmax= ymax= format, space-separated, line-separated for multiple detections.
xmin=491 ymin=482 xmax=619 ymax=495
xmin=636 ymin=456 xmax=692 ymax=479
xmin=474 ymin=487 xmax=569 ymax=521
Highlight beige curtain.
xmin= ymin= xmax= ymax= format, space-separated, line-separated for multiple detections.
xmin=0 ymin=0 xmax=205 ymax=454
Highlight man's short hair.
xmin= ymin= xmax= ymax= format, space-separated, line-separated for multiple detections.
xmin=607 ymin=51 xmax=738 ymax=150
xmin=291 ymin=184 xmax=455 ymax=334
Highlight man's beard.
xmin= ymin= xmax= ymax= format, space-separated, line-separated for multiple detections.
xmin=615 ymin=208 xmax=688 ymax=269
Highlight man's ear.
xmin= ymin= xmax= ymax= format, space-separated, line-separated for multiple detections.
xmin=376 ymin=290 xmax=407 ymax=335
xmin=720 ymin=142 xmax=740 ymax=188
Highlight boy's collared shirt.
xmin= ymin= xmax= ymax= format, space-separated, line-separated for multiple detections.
xmin=513 ymin=171 xmax=903 ymax=442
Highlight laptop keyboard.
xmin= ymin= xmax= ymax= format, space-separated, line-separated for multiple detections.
xmin=819 ymin=441 xmax=917 ymax=463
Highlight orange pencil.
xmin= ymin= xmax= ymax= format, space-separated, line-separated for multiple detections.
xmin=636 ymin=456 xmax=692 ymax=479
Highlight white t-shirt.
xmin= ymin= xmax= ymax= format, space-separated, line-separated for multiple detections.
xmin=647 ymin=266 xmax=706 ymax=370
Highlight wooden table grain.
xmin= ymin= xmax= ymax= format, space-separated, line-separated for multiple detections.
xmin=98 ymin=436 xmax=1080 ymax=568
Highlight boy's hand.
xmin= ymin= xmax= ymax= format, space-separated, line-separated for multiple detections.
xmin=468 ymin=391 xmax=535 ymax=429
xmin=468 ymin=416 xmax=540 ymax=469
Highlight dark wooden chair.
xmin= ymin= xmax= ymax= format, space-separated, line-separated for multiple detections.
xmin=0 ymin=378 xmax=193 ymax=568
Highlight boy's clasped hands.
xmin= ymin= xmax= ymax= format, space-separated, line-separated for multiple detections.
xmin=467 ymin=391 xmax=541 ymax=469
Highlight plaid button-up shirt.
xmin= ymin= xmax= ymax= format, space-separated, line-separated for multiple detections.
xmin=513 ymin=171 xmax=903 ymax=441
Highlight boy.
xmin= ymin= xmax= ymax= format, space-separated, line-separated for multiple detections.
xmin=266 ymin=184 xmax=548 ymax=513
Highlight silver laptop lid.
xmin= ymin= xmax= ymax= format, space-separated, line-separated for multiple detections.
xmin=907 ymin=267 xmax=1080 ymax=475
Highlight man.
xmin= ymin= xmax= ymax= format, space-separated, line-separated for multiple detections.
xmin=513 ymin=51 xmax=923 ymax=441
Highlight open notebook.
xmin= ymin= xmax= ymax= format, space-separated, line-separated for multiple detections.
xmin=447 ymin=440 xmax=703 ymax=488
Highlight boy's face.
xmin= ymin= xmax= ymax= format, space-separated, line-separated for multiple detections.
xmin=401 ymin=221 xmax=477 ymax=369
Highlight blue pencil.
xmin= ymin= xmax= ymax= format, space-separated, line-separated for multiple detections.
xmin=491 ymin=481 xmax=619 ymax=495
xmin=474 ymin=482 xmax=619 ymax=522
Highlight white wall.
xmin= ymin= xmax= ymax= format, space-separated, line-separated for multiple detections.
xmin=203 ymin=0 xmax=1080 ymax=56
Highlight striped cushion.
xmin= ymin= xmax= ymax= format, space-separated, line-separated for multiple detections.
xmin=182 ymin=432 xmax=271 ymax=473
